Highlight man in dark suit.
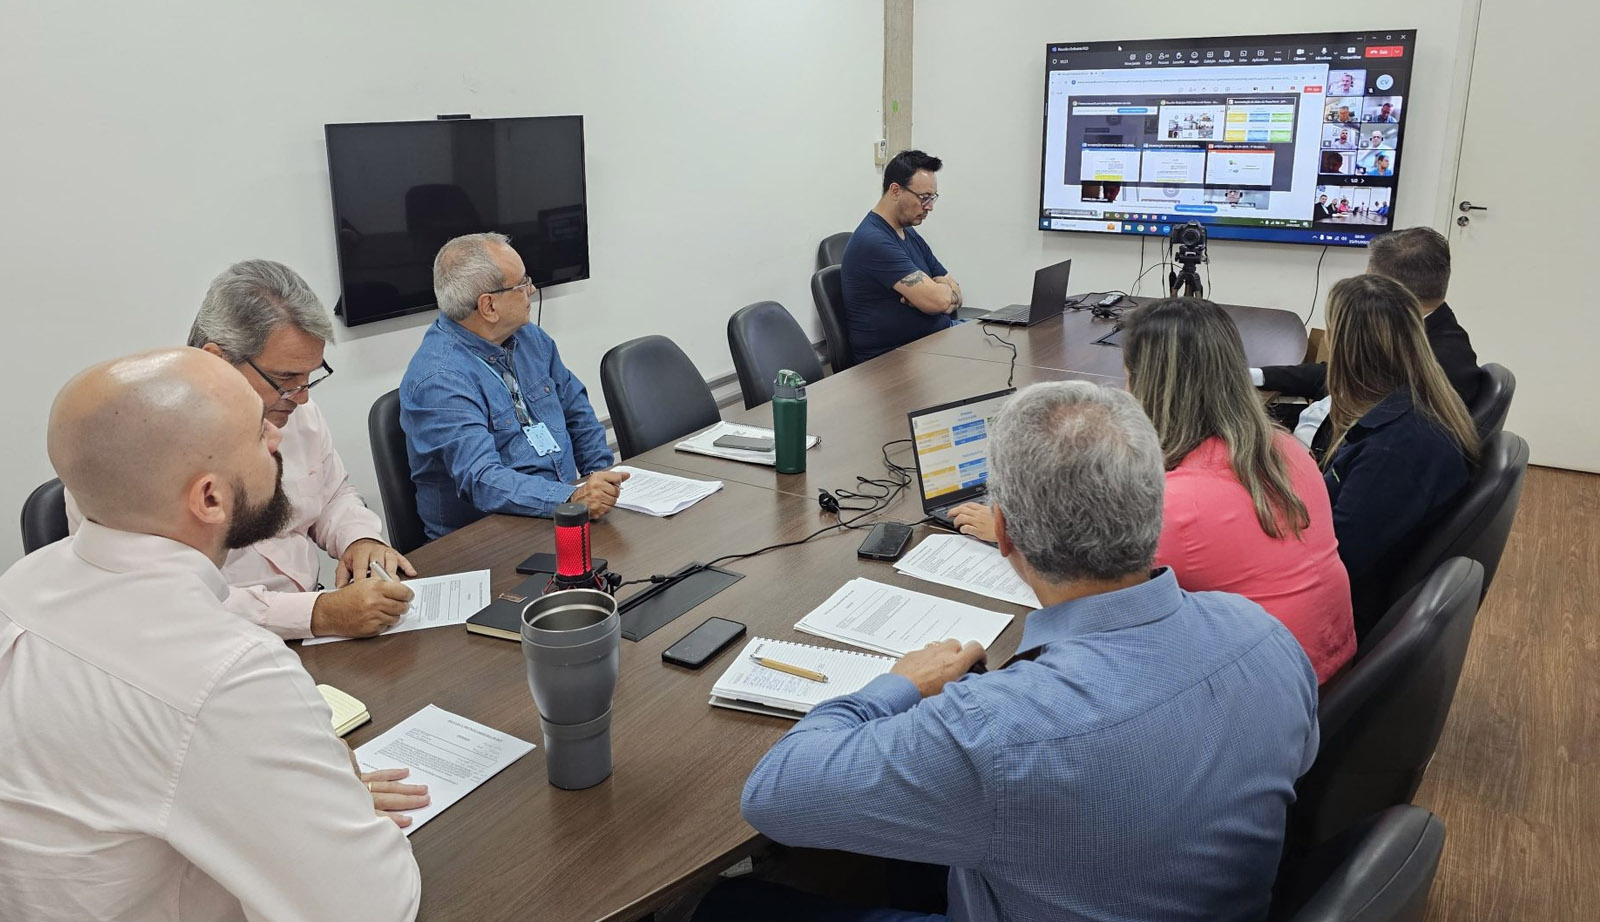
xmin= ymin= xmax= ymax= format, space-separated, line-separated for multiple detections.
xmin=1253 ymin=226 xmax=1480 ymax=456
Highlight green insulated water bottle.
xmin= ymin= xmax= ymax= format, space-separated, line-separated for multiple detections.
xmin=772 ymin=369 xmax=808 ymax=474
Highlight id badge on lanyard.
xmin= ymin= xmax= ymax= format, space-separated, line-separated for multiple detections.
xmin=524 ymin=421 xmax=561 ymax=456
xmin=481 ymin=355 xmax=563 ymax=458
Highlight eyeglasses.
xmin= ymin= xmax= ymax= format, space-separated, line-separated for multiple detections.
xmin=244 ymin=358 xmax=335 ymax=400
xmin=485 ymin=276 xmax=536 ymax=297
xmin=899 ymin=187 xmax=939 ymax=207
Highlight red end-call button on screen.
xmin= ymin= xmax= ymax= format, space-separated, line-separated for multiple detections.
xmin=1364 ymin=46 xmax=1406 ymax=58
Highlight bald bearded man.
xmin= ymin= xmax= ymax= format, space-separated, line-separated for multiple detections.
xmin=0 ymin=349 xmax=423 ymax=922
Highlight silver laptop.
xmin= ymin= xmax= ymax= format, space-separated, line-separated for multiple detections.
xmin=977 ymin=259 xmax=1073 ymax=325
xmin=906 ymin=388 xmax=1016 ymax=527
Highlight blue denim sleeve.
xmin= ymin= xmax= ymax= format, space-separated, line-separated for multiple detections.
xmin=403 ymin=368 xmax=577 ymax=517
xmin=544 ymin=338 xmax=614 ymax=473
xmin=740 ymin=674 xmax=994 ymax=869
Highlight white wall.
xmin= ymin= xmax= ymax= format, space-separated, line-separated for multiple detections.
xmin=911 ymin=1 xmax=1476 ymax=324
xmin=0 ymin=1 xmax=884 ymax=566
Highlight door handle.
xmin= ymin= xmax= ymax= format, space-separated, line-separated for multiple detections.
xmin=1458 ymin=200 xmax=1489 ymax=213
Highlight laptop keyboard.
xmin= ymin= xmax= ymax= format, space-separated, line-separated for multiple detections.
xmin=983 ymin=306 xmax=1028 ymax=322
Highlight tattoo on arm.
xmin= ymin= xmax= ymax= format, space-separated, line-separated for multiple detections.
xmin=897 ymin=270 xmax=928 ymax=287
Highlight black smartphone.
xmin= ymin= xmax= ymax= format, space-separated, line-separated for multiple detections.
xmin=516 ymin=552 xmax=608 ymax=575
xmin=1096 ymin=293 xmax=1126 ymax=308
xmin=662 ymin=617 xmax=747 ymax=669
xmin=857 ymin=522 xmax=914 ymax=561
xmin=712 ymin=434 xmax=775 ymax=452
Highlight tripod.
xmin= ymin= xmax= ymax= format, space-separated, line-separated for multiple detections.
xmin=1168 ymin=252 xmax=1205 ymax=298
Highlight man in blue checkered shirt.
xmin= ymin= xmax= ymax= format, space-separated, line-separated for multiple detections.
xmin=700 ymin=381 xmax=1319 ymax=922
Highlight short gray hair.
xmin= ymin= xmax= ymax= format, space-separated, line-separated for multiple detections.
xmin=187 ymin=260 xmax=333 ymax=362
xmin=433 ymin=232 xmax=511 ymax=321
xmin=987 ymin=382 xmax=1165 ymax=583
xmin=1367 ymin=226 xmax=1450 ymax=302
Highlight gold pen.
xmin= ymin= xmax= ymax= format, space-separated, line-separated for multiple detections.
xmin=750 ymin=655 xmax=828 ymax=683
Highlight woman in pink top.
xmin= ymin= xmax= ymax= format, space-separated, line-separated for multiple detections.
xmin=1126 ymin=298 xmax=1354 ymax=681
xmin=953 ymin=299 xmax=1354 ymax=682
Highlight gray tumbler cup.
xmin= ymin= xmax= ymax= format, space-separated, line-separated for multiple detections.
xmin=520 ymin=588 xmax=620 ymax=790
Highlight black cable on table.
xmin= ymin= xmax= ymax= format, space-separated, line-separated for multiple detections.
xmin=979 ymin=321 xmax=1018 ymax=388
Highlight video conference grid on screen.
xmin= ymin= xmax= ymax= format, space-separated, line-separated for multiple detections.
xmin=1039 ymin=30 xmax=1415 ymax=248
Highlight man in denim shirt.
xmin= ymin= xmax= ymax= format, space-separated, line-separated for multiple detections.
xmin=699 ymin=382 xmax=1318 ymax=922
xmin=401 ymin=233 xmax=625 ymax=541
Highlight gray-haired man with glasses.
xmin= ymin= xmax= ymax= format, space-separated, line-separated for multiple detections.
xmin=66 ymin=260 xmax=416 ymax=641
xmin=400 ymin=233 xmax=621 ymax=540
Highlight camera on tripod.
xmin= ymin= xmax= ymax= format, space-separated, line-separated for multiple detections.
xmin=1169 ymin=221 xmax=1207 ymax=262
xmin=1167 ymin=221 xmax=1208 ymax=298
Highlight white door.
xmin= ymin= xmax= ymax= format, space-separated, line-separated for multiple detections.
xmin=1448 ymin=0 xmax=1599 ymax=472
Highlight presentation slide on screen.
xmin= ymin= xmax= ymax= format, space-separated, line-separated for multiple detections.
xmin=1039 ymin=38 xmax=1413 ymax=241
xmin=913 ymin=402 xmax=1005 ymax=500
xmin=1080 ymin=148 xmax=1140 ymax=183
xmin=1140 ymin=148 xmax=1207 ymax=184
xmin=1205 ymin=149 xmax=1276 ymax=185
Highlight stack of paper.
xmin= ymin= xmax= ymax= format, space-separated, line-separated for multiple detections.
xmin=302 ymin=569 xmax=492 ymax=645
xmin=611 ymin=465 xmax=722 ymax=516
xmin=895 ymin=535 xmax=1040 ymax=609
xmin=710 ymin=638 xmax=895 ymax=719
xmin=794 ymin=578 xmax=1014 ymax=657
xmin=354 ymin=705 xmax=536 ymax=835
xmin=674 ymin=421 xmax=819 ymax=466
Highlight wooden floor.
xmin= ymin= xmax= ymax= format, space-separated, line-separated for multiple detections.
xmin=1415 ymin=465 xmax=1598 ymax=921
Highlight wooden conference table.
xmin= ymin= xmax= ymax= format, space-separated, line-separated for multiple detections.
xmin=295 ymin=298 xmax=1306 ymax=922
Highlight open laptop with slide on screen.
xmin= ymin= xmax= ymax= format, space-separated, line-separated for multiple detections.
xmin=976 ymin=259 xmax=1073 ymax=325
xmin=906 ymin=388 xmax=1015 ymax=528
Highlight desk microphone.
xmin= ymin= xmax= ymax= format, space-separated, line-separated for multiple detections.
xmin=548 ymin=502 xmax=615 ymax=594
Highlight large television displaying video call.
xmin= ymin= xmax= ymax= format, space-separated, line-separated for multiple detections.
xmin=1038 ymin=29 xmax=1416 ymax=248
xmin=325 ymin=115 xmax=590 ymax=326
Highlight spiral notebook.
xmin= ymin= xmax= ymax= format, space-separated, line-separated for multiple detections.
xmin=709 ymin=638 xmax=895 ymax=720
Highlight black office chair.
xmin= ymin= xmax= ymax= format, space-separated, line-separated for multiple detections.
xmin=1272 ymin=806 xmax=1445 ymax=922
xmin=816 ymin=231 xmax=852 ymax=271
xmin=1289 ymin=558 xmax=1482 ymax=850
xmin=1375 ymin=430 xmax=1528 ymax=628
xmin=20 ymin=478 xmax=68 ymax=554
xmin=1467 ymin=363 xmax=1515 ymax=440
xmin=727 ymin=301 xmax=826 ymax=409
xmin=810 ymin=265 xmax=854 ymax=373
xmin=367 ymin=389 xmax=428 ymax=555
xmin=600 ymin=335 xmax=720 ymax=459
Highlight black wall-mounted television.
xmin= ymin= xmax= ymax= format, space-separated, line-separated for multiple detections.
xmin=1038 ymin=30 xmax=1416 ymax=248
xmin=325 ymin=115 xmax=589 ymax=326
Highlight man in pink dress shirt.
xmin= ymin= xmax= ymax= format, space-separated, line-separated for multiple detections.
xmin=0 ymin=349 xmax=424 ymax=921
xmin=67 ymin=260 xmax=415 ymax=640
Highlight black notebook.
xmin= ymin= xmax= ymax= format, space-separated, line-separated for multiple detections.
xmin=464 ymin=574 xmax=550 ymax=641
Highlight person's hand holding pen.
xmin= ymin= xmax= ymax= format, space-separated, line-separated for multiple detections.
xmin=309 ymin=559 xmax=415 ymax=639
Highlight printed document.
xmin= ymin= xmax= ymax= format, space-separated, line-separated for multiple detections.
xmin=354 ymin=704 xmax=536 ymax=835
xmin=612 ymin=466 xmax=722 ymax=516
xmin=895 ymin=535 xmax=1040 ymax=609
xmin=794 ymin=578 xmax=1013 ymax=657
xmin=302 ymin=569 xmax=492 ymax=645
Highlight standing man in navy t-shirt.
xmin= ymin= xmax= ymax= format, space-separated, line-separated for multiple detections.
xmin=840 ymin=150 xmax=964 ymax=364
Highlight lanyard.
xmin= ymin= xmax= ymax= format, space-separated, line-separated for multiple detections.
xmin=475 ymin=354 xmax=533 ymax=428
